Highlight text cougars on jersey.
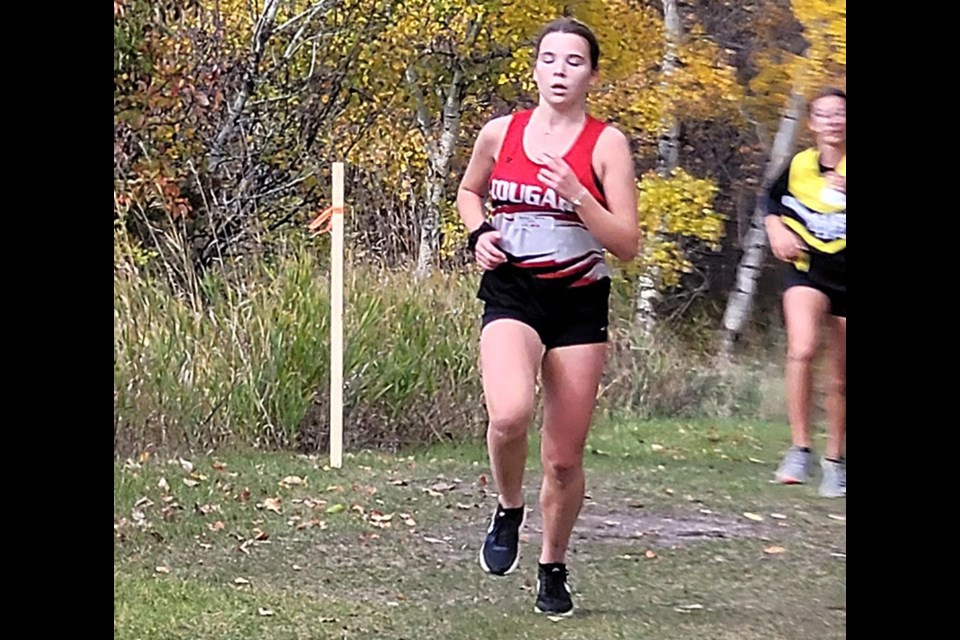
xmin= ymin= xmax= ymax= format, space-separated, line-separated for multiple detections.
xmin=490 ymin=179 xmax=577 ymax=212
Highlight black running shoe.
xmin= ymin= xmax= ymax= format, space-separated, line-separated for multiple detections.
xmin=478 ymin=503 xmax=524 ymax=575
xmin=535 ymin=562 xmax=573 ymax=616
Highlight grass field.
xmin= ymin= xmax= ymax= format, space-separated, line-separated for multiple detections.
xmin=114 ymin=418 xmax=846 ymax=639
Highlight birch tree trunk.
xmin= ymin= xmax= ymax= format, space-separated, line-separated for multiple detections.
xmin=634 ymin=0 xmax=682 ymax=335
xmin=719 ymin=89 xmax=805 ymax=356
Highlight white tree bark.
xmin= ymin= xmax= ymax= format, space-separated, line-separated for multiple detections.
xmin=719 ymin=89 xmax=805 ymax=356
xmin=410 ymin=65 xmax=465 ymax=279
xmin=411 ymin=18 xmax=482 ymax=279
xmin=634 ymin=0 xmax=682 ymax=335
xmin=207 ymin=0 xmax=283 ymax=171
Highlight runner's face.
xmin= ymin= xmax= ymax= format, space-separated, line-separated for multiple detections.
xmin=533 ymin=32 xmax=596 ymax=106
xmin=809 ymin=95 xmax=845 ymax=145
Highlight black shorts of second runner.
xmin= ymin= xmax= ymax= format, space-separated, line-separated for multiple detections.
xmin=784 ymin=266 xmax=846 ymax=318
xmin=478 ymin=264 xmax=610 ymax=350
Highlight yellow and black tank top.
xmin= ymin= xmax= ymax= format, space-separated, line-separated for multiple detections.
xmin=765 ymin=147 xmax=846 ymax=291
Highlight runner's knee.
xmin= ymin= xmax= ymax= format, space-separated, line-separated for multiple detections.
xmin=542 ymin=452 xmax=583 ymax=485
xmin=488 ymin=408 xmax=532 ymax=442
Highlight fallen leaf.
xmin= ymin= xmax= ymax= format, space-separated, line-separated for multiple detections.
xmin=138 ymin=451 xmax=151 ymax=464
xmin=195 ymin=504 xmax=219 ymax=516
xmin=403 ymin=517 xmax=416 ymax=527
xmin=183 ymin=478 xmax=200 ymax=488
xmin=258 ymin=608 xmax=274 ymax=617
xmin=209 ymin=521 xmax=226 ymax=532
xmin=238 ymin=488 xmax=251 ymax=502
xmin=770 ymin=513 xmax=788 ymax=520
xmin=651 ymin=444 xmax=664 ymax=452
xmin=430 ymin=482 xmax=456 ymax=493
xmin=764 ymin=546 xmax=786 ymax=554
xmin=234 ymin=577 xmax=251 ymax=586
xmin=158 ymin=477 xmax=170 ymax=492
xmin=748 ymin=457 xmax=765 ymax=464
xmin=675 ymin=604 xmax=703 ymax=612
xmin=252 ymin=528 xmax=269 ymax=541
xmin=603 ymin=520 xmax=620 ymax=527
xmin=262 ymin=498 xmax=282 ymax=514
xmin=423 ymin=537 xmax=446 ymax=544
xmin=297 ymin=518 xmax=327 ymax=531
xmin=455 ymin=503 xmax=473 ymax=510
xmin=645 ymin=550 xmax=657 ymax=559
xmin=213 ymin=462 xmax=226 ymax=471
xmin=134 ymin=497 xmax=154 ymax=509
xmin=370 ymin=512 xmax=394 ymax=522
xmin=280 ymin=476 xmax=306 ymax=488
xmin=424 ymin=489 xmax=443 ymax=498
xmin=388 ymin=479 xmax=408 ymax=486
xmin=478 ymin=474 xmax=488 ymax=487
xmin=320 ymin=616 xmax=337 ymax=623
xmin=326 ymin=503 xmax=346 ymax=514
xmin=155 ymin=566 xmax=171 ymax=574
xmin=743 ymin=512 xmax=764 ymax=522
xmin=292 ymin=564 xmax=303 ymax=571
xmin=178 ymin=458 xmax=194 ymax=473
xmin=828 ymin=514 xmax=846 ymax=522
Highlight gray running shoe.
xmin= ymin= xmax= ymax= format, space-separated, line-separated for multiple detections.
xmin=818 ymin=457 xmax=846 ymax=498
xmin=774 ymin=445 xmax=812 ymax=484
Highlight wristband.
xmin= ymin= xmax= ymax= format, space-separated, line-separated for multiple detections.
xmin=467 ymin=221 xmax=495 ymax=252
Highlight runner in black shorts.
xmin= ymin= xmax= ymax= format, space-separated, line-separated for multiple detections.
xmin=764 ymin=87 xmax=846 ymax=498
xmin=456 ymin=17 xmax=639 ymax=616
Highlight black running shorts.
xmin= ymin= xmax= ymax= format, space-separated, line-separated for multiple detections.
xmin=477 ymin=265 xmax=610 ymax=350
xmin=784 ymin=266 xmax=846 ymax=318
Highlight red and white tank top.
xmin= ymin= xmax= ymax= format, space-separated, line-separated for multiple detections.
xmin=487 ymin=109 xmax=610 ymax=287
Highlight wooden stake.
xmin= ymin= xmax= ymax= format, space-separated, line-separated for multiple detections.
xmin=330 ymin=162 xmax=344 ymax=469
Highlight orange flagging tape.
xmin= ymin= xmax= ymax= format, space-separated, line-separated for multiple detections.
xmin=307 ymin=205 xmax=345 ymax=235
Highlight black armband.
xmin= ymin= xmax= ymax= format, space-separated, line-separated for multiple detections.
xmin=466 ymin=221 xmax=495 ymax=252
